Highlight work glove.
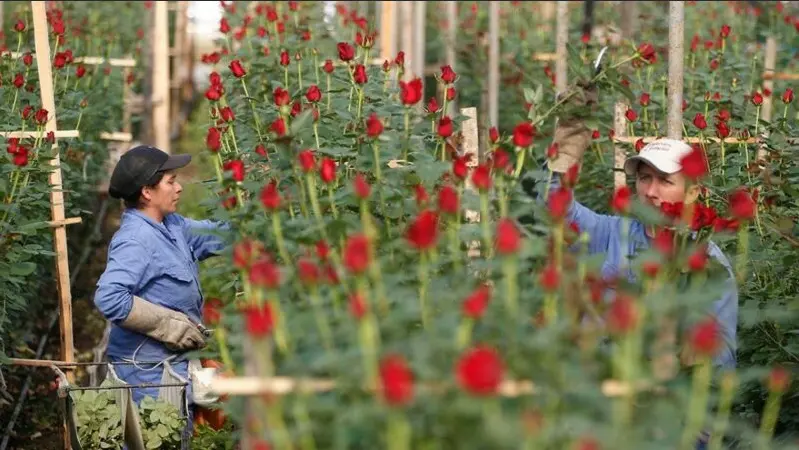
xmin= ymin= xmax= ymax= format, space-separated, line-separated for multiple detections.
xmin=121 ymin=296 xmax=207 ymax=351
xmin=547 ymin=81 xmax=599 ymax=174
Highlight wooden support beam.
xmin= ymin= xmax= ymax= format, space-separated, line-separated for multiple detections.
xmin=762 ymin=72 xmax=799 ymax=81
xmin=613 ymin=136 xmax=758 ymax=145
xmin=47 ymin=217 xmax=82 ymax=228
xmin=379 ymin=1 xmax=397 ymax=62
xmin=555 ymin=2 xmax=568 ymax=94
xmin=207 ymin=374 xmax=656 ymax=399
xmin=100 ymin=131 xmax=133 ymax=142
xmin=488 ymin=2 xmax=499 ymax=128
xmin=614 ymin=102 xmax=629 ymax=188
xmin=152 ymin=1 xmax=170 ymax=152
xmin=0 ymin=129 xmax=79 ymax=139
xmin=667 ymin=2 xmax=684 ymax=139
xmin=444 ymin=1 xmax=457 ymax=113
xmin=413 ymin=1 xmax=426 ymax=84
xmin=8 ymin=53 xmax=136 ymax=67
xmin=461 ymin=107 xmax=481 ymax=258
xmin=532 ymin=52 xmax=558 ymax=62
xmin=399 ymin=1 xmax=414 ymax=80
xmin=31 ymin=2 xmax=75 ymax=391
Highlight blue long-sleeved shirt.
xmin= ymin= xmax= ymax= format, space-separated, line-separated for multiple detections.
xmin=94 ymin=208 xmax=229 ymax=362
xmin=534 ymin=170 xmax=737 ymax=369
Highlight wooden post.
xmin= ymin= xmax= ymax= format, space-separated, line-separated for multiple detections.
xmin=413 ymin=1 xmax=426 ymax=84
xmin=760 ymin=36 xmax=777 ymax=161
xmin=170 ymin=1 xmax=188 ymax=127
xmin=620 ymin=2 xmax=637 ymax=43
xmin=488 ymin=2 xmax=499 ymax=127
xmin=667 ymin=2 xmax=684 ymax=140
xmin=541 ymin=1 xmax=555 ymax=34
xmin=31 ymin=0 xmax=74 ymax=381
xmin=614 ymin=102 xmax=629 ymax=188
xmin=555 ymin=1 xmax=569 ymax=94
xmin=379 ymin=1 xmax=397 ymax=62
xmin=444 ymin=1 xmax=457 ymax=113
xmin=152 ymin=0 xmax=170 ymax=152
xmin=399 ymin=1 xmax=414 ymax=80
xmin=461 ymin=106 xmax=481 ymax=258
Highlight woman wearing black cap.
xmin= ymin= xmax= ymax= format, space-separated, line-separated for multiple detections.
xmin=94 ymin=145 xmax=229 ymax=431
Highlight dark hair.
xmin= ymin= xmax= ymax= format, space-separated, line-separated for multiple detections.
xmin=122 ymin=171 xmax=166 ymax=209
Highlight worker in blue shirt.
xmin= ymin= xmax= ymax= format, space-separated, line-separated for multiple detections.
xmin=534 ymin=84 xmax=737 ymax=449
xmin=94 ymin=145 xmax=229 ymax=425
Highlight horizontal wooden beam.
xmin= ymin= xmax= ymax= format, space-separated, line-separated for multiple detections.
xmin=73 ymin=56 xmax=136 ymax=67
xmin=7 ymin=53 xmax=136 ymax=67
xmin=208 ymin=375 xmax=656 ymax=398
xmin=763 ymin=72 xmax=799 ymax=81
xmin=531 ymin=52 xmax=557 ymax=61
xmin=100 ymin=131 xmax=133 ymax=142
xmin=8 ymin=357 xmax=73 ymax=367
xmin=0 ymin=129 xmax=80 ymax=139
xmin=614 ymin=136 xmax=758 ymax=145
xmin=48 ymin=217 xmax=82 ymax=228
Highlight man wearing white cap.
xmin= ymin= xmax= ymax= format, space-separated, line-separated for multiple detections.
xmin=545 ymin=120 xmax=738 ymax=371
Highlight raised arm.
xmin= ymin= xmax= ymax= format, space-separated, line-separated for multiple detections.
xmin=180 ymin=216 xmax=231 ymax=261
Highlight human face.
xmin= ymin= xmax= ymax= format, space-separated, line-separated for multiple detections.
xmin=141 ymin=170 xmax=182 ymax=220
xmin=634 ymin=163 xmax=697 ymax=208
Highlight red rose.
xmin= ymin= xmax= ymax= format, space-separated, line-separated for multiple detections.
xmin=437 ymin=116 xmax=453 ymax=138
xmin=440 ymin=65 xmax=456 ymax=83
xmin=495 ymin=219 xmax=521 ymax=255
xmin=399 ymin=78 xmax=423 ymax=105
xmin=298 ymin=149 xmax=316 ymax=173
xmin=512 ymin=122 xmax=535 ymax=148
xmin=352 ymin=64 xmax=367 ymax=84
xmin=273 ymin=87 xmax=291 ymax=107
xmin=456 ymin=346 xmax=504 ymax=396
xmin=547 ymin=187 xmax=572 ymax=221
xmin=249 ymin=257 xmax=281 ymax=289
xmin=406 ymin=210 xmax=439 ymax=251
xmin=728 ymin=187 xmax=756 ymax=220
xmin=280 ymin=50 xmax=290 ymax=66
xmin=679 ymin=145 xmax=709 ymax=180
xmin=379 ymin=355 xmax=414 ymax=406
xmin=343 ymin=234 xmax=371 ymax=274
xmin=337 ymin=42 xmax=355 ymax=61
xmin=462 ymin=284 xmax=491 ymax=319
xmin=607 ymin=294 xmax=638 ymax=335
xmin=323 ymin=59 xmax=334 ymax=73
xmin=693 ymin=113 xmax=707 ymax=130
xmin=244 ymin=303 xmax=274 ymax=337
xmin=611 ymin=185 xmax=631 ymax=214
xmin=319 ymin=157 xmax=336 ymax=184
xmin=687 ymin=317 xmax=721 ymax=358
xmin=304 ymin=85 xmax=322 ymax=103
xmin=471 ymin=163 xmax=492 ymax=191
xmin=365 ymin=113 xmax=383 ymax=137
xmin=353 ymin=173 xmax=371 ymax=199
xmin=206 ymin=127 xmax=221 ymax=152
xmin=229 ymin=59 xmax=246 ymax=78
xmin=223 ymin=159 xmax=245 ymax=182
xmin=260 ymin=180 xmax=281 ymax=210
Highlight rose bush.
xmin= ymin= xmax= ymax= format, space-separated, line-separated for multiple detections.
xmin=181 ymin=1 xmax=799 ymax=449
xmin=0 ymin=2 xmax=149 ymax=362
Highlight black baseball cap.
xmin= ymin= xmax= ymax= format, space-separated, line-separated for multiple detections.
xmin=108 ymin=145 xmax=191 ymax=199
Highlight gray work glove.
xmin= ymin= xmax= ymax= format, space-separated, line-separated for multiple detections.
xmin=121 ymin=296 xmax=206 ymax=351
xmin=547 ymin=81 xmax=599 ymax=174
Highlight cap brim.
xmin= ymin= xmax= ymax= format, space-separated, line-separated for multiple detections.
xmin=623 ymin=155 xmax=680 ymax=176
xmin=159 ymin=154 xmax=192 ymax=171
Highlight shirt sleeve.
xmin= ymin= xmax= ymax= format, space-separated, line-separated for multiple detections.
xmin=94 ymin=239 xmax=151 ymax=324
xmin=532 ymin=162 xmax=621 ymax=255
xmin=181 ymin=217 xmax=230 ymax=261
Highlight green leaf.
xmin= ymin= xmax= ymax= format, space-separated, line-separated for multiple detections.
xmin=9 ymin=261 xmax=36 ymax=276
xmin=290 ymin=108 xmax=315 ymax=136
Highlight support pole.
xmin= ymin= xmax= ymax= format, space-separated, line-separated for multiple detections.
xmin=614 ymin=102 xmax=629 ymax=188
xmin=667 ymin=1 xmax=684 ymax=140
xmin=152 ymin=0 xmax=170 ymax=152
xmin=488 ymin=1 xmax=499 ymax=127
xmin=555 ymin=1 xmax=569 ymax=94
xmin=31 ymin=0 xmax=74 ymax=382
xmin=620 ymin=2 xmax=638 ymax=43
xmin=444 ymin=1 xmax=457 ymax=112
xmin=413 ymin=1 xmax=426 ymax=84
xmin=760 ymin=36 xmax=777 ymax=161
xmin=399 ymin=1 xmax=414 ymax=80
xmin=379 ymin=1 xmax=397 ymax=62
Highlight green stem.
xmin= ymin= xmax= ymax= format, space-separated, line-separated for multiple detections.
xmin=386 ymin=411 xmax=412 ymax=450
xmin=309 ymin=286 xmax=334 ymax=351
xmin=679 ymin=360 xmax=713 ymax=450
xmin=480 ymin=192 xmax=492 ymax=258
xmin=271 ymin=212 xmax=291 ymax=264
xmin=418 ymin=252 xmax=430 ymax=329
xmin=502 ymin=256 xmax=518 ymax=317
xmin=214 ymin=327 xmax=235 ymax=375
xmin=708 ymin=372 xmax=736 ymax=450
xmin=241 ymin=78 xmax=263 ymax=141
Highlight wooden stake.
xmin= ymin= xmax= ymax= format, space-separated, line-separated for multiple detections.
xmin=461 ymin=107 xmax=481 ymax=258
xmin=620 ymin=2 xmax=638 ymax=43
xmin=413 ymin=0 xmax=426 ymax=85
xmin=613 ymin=136 xmax=758 ymax=145
xmin=614 ymin=102 xmax=629 ymax=188
xmin=152 ymin=0 xmax=170 ymax=152
xmin=667 ymin=2 xmax=684 ymax=139
xmin=8 ymin=53 xmax=136 ymax=67
xmin=555 ymin=1 xmax=569 ymax=94
xmin=31 ymin=1 xmax=74 ymax=388
xmin=399 ymin=1 xmax=414 ymax=80
xmin=379 ymin=1 xmax=397 ymax=62
xmin=0 ymin=130 xmax=79 ymax=139
xmin=444 ymin=1 xmax=457 ymax=112
xmin=488 ymin=2 xmax=499 ymax=127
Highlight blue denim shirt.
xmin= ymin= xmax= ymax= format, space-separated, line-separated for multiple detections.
xmin=537 ymin=170 xmax=737 ymax=369
xmin=94 ymin=208 xmax=229 ymax=363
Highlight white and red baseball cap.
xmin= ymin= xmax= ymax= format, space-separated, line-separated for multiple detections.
xmin=623 ymin=138 xmax=693 ymax=176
